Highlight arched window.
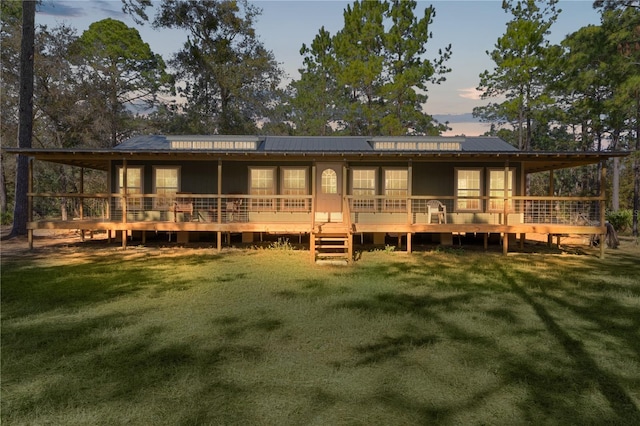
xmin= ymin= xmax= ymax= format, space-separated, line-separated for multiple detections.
xmin=321 ymin=169 xmax=337 ymax=194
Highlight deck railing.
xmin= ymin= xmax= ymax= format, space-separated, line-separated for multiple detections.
xmin=348 ymin=195 xmax=603 ymax=226
xmin=28 ymin=192 xmax=313 ymax=224
xmin=28 ymin=192 xmax=603 ymax=227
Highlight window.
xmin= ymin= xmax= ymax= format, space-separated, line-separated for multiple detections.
xmin=321 ymin=169 xmax=338 ymax=194
xmin=281 ymin=168 xmax=308 ymax=210
xmin=351 ymin=168 xmax=377 ymax=211
xmin=455 ymin=168 xmax=482 ymax=211
xmin=249 ymin=167 xmax=276 ymax=210
xmin=153 ymin=166 xmax=180 ymax=209
xmin=488 ymin=168 xmax=515 ymax=212
xmin=116 ymin=166 xmax=143 ymax=209
xmin=384 ymin=169 xmax=408 ymax=211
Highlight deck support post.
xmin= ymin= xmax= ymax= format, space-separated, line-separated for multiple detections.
xmin=407 ymin=232 xmax=412 ymax=254
xmin=310 ymin=232 xmax=316 ymax=262
xmin=502 ymin=161 xmax=509 ymax=255
xmin=121 ymin=230 xmax=127 ymax=248
xmin=216 ymin=231 xmax=222 ymax=252
xmin=599 ymin=160 xmax=607 ymax=259
xmin=28 ymin=158 xmax=34 ymax=250
xmin=79 ymin=167 xmax=85 ymax=241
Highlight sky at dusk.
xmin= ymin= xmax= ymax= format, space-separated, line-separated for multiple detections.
xmin=37 ymin=0 xmax=601 ymax=136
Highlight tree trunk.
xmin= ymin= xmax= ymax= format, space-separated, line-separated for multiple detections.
xmin=0 ymin=153 xmax=7 ymax=217
xmin=11 ymin=1 xmax=36 ymax=237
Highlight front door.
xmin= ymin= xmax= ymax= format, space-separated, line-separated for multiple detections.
xmin=316 ymin=163 xmax=343 ymax=223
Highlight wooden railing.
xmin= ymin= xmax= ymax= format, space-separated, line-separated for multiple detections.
xmin=27 ymin=191 xmax=604 ymax=228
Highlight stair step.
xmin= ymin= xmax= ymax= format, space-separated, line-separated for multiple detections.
xmin=316 ymin=252 xmax=350 ymax=258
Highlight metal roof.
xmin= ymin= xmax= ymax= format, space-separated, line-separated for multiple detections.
xmin=4 ymin=135 xmax=628 ymax=173
xmin=113 ymin=135 xmax=518 ymax=153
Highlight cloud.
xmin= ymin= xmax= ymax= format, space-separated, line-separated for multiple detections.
xmin=38 ymin=1 xmax=85 ymax=18
xmin=38 ymin=1 xmax=125 ymax=20
xmin=457 ymin=87 xmax=483 ymax=100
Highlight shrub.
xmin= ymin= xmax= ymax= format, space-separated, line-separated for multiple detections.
xmin=1 ymin=212 xmax=12 ymax=226
xmin=268 ymin=237 xmax=294 ymax=251
xmin=606 ymin=209 xmax=632 ymax=232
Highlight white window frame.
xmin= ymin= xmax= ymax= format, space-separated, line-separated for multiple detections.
xmin=383 ymin=168 xmax=408 ymax=212
xmin=280 ymin=167 xmax=309 ymax=211
xmin=455 ymin=168 xmax=483 ymax=212
xmin=350 ymin=167 xmax=378 ymax=212
xmin=487 ymin=168 xmax=515 ymax=212
xmin=153 ymin=166 xmax=181 ymax=210
xmin=249 ymin=167 xmax=276 ymax=211
xmin=116 ymin=166 xmax=143 ymax=210
xmin=321 ymin=168 xmax=338 ymax=194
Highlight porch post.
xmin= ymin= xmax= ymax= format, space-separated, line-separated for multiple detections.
xmin=79 ymin=167 xmax=85 ymax=241
xmin=310 ymin=164 xmax=317 ymax=262
xmin=407 ymin=160 xmax=413 ymax=254
xmin=548 ymin=170 xmax=554 ymax=248
xmin=600 ymin=160 xmax=607 ymax=259
xmin=121 ymin=159 xmax=127 ymax=249
xmin=519 ymin=164 xmax=526 ymax=249
xmin=217 ymin=159 xmax=222 ymax=252
xmin=79 ymin=167 xmax=84 ymax=219
xmin=122 ymin=159 xmax=127 ymax=224
xmin=27 ymin=158 xmax=33 ymax=249
xmin=503 ymin=160 xmax=509 ymax=255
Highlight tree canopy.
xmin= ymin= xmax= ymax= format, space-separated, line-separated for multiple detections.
xmin=289 ymin=0 xmax=451 ymax=136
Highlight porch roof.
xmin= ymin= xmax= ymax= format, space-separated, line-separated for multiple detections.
xmin=5 ymin=135 xmax=629 ymax=174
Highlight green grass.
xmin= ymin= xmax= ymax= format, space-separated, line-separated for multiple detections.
xmin=2 ymin=243 xmax=640 ymax=425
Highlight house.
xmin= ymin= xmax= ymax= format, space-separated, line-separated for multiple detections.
xmin=7 ymin=135 xmax=628 ymax=261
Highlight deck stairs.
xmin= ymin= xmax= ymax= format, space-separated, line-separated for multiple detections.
xmin=311 ymin=227 xmax=352 ymax=264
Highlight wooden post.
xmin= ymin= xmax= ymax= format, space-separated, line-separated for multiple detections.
xmin=600 ymin=160 xmax=607 ymax=259
xmin=122 ymin=159 xmax=127 ymax=224
xmin=407 ymin=160 xmax=413 ymax=226
xmin=407 ymin=232 xmax=412 ymax=254
xmin=217 ymin=159 xmax=222 ymax=224
xmin=80 ymin=167 xmax=85 ymax=241
xmin=27 ymin=158 xmax=33 ymax=249
xmin=310 ymin=164 xmax=317 ymax=262
xmin=548 ymin=169 xmax=554 ymax=249
xmin=503 ymin=161 xmax=509 ymax=255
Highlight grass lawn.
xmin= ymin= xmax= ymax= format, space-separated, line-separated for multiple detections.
xmin=2 ymin=238 xmax=640 ymax=425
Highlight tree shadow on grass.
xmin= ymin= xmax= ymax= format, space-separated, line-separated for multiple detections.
xmin=2 ymin=308 xmax=266 ymax=425
xmin=327 ymin=253 xmax=640 ymax=424
xmin=497 ymin=265 xmax=640 ymax=424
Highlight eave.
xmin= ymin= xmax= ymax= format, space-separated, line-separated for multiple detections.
xmin=3 ymin=148 xmax=630 ymax=173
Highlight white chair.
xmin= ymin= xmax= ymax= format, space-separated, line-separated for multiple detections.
xmin=426 ymin=200 xmax=446 ymax=224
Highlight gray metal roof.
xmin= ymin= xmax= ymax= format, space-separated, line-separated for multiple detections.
xmin=263 ymin=136 xmax=371 ymax=152
xmin=115 ymin=135 xmax=518 ymax=153
xmin=463 ymin=137 xmax=518 ymax=151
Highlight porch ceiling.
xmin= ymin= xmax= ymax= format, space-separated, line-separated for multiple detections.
xmin=3 ymin=148 xmax=629 ymax=173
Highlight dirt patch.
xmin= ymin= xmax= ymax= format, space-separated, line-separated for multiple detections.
xmin=0 ymin=227 xmax=224 ymax=265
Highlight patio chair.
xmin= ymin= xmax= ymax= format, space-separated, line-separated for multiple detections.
xmin=426 ymin=200 xmax=447 ymax=224
xmin=174 ymin=193 xmax=194 ymax=222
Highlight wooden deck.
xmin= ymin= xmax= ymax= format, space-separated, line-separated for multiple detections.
xmin=25 ymin=192 xmax=608 ymax=258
